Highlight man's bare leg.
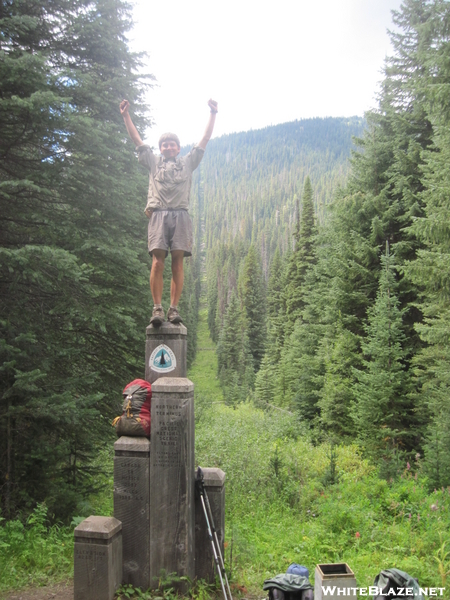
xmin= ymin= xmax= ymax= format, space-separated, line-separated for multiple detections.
xmin=170 ymin=250 xmax=184 ymax=306
xmin=168 ymin=250 xmax=184 ymax=323
xmin=150 ymin=249 xmax=166 ymax=323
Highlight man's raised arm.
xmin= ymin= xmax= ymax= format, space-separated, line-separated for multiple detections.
xmin=197 ymin=99 xmax=218 ymax=150
xmin=120 ymin=99 xmax=144 ymax=147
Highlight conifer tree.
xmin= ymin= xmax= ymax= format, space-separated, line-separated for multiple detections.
xmin=254 ymin=354 xmax=279 ymax=408
xmin=277 ymin=316 xmax=324 ymax=417
xmin=272 ymin=247 xmax=292 ymax=358
xmin=353 ymin=245 xmax=414 ymax=472
xmin=267 ymin=247 xmax=283 ymax=326
xmin=207 ymin=254 xmax=219 ymax=341
xmin=216 ymin=291 xmax=254 ymax=403
xmin=319 ymin=321 xmax=361 ymax=438
xmin=240 ymin=245 xmax=266 ymax=370
xmin=404 ymin=3 xmax=450 ymax=484
xmin=253 ymin=249 xmax=289 ymax=407
xmin=284 ymin=176 xmax=316 ymax=333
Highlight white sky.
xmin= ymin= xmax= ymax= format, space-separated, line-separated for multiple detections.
xmin=129 ymin=0 xmax=403 ymax=148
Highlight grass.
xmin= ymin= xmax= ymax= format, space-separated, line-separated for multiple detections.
xmin=188 ymin=306 xmax=224 ymax=404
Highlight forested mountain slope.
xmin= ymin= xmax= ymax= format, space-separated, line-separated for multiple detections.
xmin=199 ymin=117 xmax=364 ymax=262
xmin=191 ymin=117 xmax=364 ymax=380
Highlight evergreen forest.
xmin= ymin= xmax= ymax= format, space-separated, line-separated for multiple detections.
xmin=2 ymin=0 xmax=450 ymax=596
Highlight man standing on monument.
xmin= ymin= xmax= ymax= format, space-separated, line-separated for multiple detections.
xmin=120 ymin=98 xmax=218 ymax=325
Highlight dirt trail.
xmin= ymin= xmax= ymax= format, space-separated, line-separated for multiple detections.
xmin=0 ymin=580 xmax=73 ymax=600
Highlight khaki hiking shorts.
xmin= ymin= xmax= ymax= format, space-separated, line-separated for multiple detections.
xmin=147 ymin=209 xmax=193 ymax=257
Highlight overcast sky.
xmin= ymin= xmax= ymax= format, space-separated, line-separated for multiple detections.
xmin=128 ymin=0 xmax=403 ymax=148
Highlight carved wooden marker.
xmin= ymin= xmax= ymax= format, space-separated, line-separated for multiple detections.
xmin=114 ymin=436 xmax=150 ymax=589
xmin=149 ymin=377 xmax=195 ymax=590
xmin=74 ymin=516 xmax=122 ymax=600
xmin=145 ymin=322 xmax=187 ymax=384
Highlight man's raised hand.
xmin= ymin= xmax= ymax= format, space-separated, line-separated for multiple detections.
xmin=120 ymin=99 xmax=130 ymax=116
xmin=120 ymin=99 xmax=144 ymax=147
xmin=208 ymin=99 xmax=218 ymax=113
xmin=198 ymin=100 xmax=218 ymax=149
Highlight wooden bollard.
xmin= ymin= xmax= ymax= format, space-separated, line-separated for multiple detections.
xmin=74 ymin=516 xmax=122 ymax=600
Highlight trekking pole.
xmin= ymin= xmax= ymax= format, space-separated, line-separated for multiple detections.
xmin=195 ymin=467 xmax=233 ymax=600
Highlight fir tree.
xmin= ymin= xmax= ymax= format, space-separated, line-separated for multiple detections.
xmin=267 ymin=248 xmax=283 ymax=326
xmin=254 ymin=354 xmax=279 ymax=409
xmin=284 ymin=176 xmax=316 ymax=333
xmin=277 ymin=316 xmax=324 ymax=417
xmin=353 ymin=245 xmax=415 ymax=472
xmin=216 ymin=291 xmax=254 ymax=404
xmin=319 ymin=321 xmax=361 ymax=438
xmin=240 ymin=245 xmax=266 ymax=371
xmin=404 ymin=7 xmax=450 ymax=484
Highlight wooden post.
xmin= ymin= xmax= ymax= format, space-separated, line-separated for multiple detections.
xmin=145 ymin=322 xmax=187 ymax=384
xmin=149 ymin=377 xmax=195 ymax=591
xmin=74 ymin=516 xmax=122 ymax=600
xmin=114 ymin=437 xmax=150 ymax=589
xmin=195 ymin=468 xmax=226 ymax=583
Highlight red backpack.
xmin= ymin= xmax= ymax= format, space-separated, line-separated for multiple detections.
xmin=112 ymin=379 xmax=151 ymax=437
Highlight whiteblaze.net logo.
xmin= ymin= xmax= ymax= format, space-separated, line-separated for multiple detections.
xmin=321 ymin=586 xmax=446 ymax=597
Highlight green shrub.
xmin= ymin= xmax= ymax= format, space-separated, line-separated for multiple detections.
xmin=0 ymin=504 xmax=73 ymax=591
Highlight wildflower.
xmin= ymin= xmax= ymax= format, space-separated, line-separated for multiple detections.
xmin=408 ymin=513 xmax=411 ymax=519
xmin=407 ymin=462 xmax=411 ymax=470
xmin=355 ymin=532 xmax=360 ymax=538
xmin=430 ymin=504 xmax=438 ymax=511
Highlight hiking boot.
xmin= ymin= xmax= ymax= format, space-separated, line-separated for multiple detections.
xmin=167 ymin=306 xmax=183 ymax=324
xmin=150 ymin=306 xmax=165 ymax=326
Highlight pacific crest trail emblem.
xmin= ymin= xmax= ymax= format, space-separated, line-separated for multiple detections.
xmin=149 ymin=344 xmax=177 ymax=373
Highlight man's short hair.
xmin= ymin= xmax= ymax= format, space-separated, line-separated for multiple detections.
xmin=159 ymin=132 xmax=180 ymax=149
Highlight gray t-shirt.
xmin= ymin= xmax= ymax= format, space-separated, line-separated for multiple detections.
xmin=137 ymin=144 xmax=204 ymax=212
